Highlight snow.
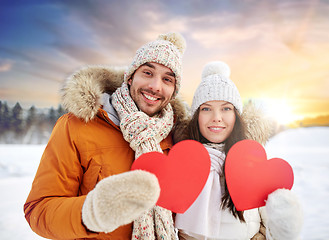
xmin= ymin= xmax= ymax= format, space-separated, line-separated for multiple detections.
xmin=265 ymin=127 xmax=329 ymax=240
xmin=0 ymin=127 xmax=328 ymax=239
xmin=0 ymin=145 xmax=46 ymax=239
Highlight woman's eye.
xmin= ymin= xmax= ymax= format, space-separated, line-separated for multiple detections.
xmin=223 ymin=107 xmax=233 ymax=111
xmin=201 ymin=107 xmax=210 ymax=111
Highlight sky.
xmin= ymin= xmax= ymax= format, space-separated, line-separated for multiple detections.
xmin=1 ymin=0 xmax=328 ymax=124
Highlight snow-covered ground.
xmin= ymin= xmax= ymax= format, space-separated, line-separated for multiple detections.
xmin=0 ymin=127 xmax=328 ymax=239
xmin=266 ymin=127 xmax=329 ymax=240
xmin=0 ymin=145 xmax=46 ymax=239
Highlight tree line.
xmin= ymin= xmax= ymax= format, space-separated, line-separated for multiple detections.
xmin=0 ymin=100 xmax=66 ymax=144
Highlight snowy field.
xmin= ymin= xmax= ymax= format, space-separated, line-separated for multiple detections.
xmin=0 ymin=126 xmax=328 ymax=240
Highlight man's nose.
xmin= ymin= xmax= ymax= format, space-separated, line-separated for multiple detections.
xmin=148 ymin=75 xmax=162 ymax=92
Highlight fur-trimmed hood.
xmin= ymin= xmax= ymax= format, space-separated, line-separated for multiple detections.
xmin=61 ymin=65 xmax=190 ymax=124
xmin=173 ymin=100 xmax=274 ymax=146
xmin=61 ymin=65 xmax=272 ymax=145
xmin=242 ymin=101 xmax=273 ymax=145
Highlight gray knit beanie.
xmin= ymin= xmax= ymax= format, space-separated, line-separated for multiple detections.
xmin=124 ymin=32 xmax=186 ymax=97
xmin=191 ymin=61 xmax=242 ymax=115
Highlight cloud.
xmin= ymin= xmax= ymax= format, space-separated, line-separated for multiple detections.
xmin=1 ymin=0 xmax=328 ymax=117
xmin=54 ymin=1 xmax=159 ymax=53
xmin=35 ymin=0 xmax=192 ymax=67
xmin=178 ymin=0 xmax=329 ymax=104
xmin=0 ymin=59 xmax=13 ymax=72
xmin=0 ymin=46 xmax=75 ymax=82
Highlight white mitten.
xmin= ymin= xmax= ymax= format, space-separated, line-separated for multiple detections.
xmin=265 ymin=189 xmax=303 ymax=240
xmin=82 ymin=170 xmax=160 ymax=233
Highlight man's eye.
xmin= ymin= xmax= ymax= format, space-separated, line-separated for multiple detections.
xmin=164 ymin=78 xmax=173 ymax=83
xmin=143 ymin=71 xmax=152 ymax=76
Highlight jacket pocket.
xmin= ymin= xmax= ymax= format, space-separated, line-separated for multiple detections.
xmin=80 ymin=158 xmax=102 ymax=195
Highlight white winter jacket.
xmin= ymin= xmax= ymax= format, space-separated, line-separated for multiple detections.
xmin=178 ymin=207 xmax=267 ymax=240
xmin=175 ymin=146 xmax=268 ymax=240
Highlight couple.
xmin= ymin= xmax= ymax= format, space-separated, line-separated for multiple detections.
xmin=24 ymin=32 xmax=302 ymax=240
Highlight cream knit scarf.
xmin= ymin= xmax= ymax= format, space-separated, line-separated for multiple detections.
xmin=112 ymin=83 xmax=176 ymax=240
xmin=175 ymin=143 xmax=225 ymax=238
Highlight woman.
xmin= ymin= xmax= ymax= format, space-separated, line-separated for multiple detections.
xmin=174 ymin=61 xmax=303 ymax=240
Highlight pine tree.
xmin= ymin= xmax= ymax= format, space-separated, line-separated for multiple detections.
xmin=26 ymin=105 xmax=37 ymax=128
xmin=57 ymin=104 xmax=66 ymax=119
xmin=48 ymin=107 xmax=57 ymax=126
xmin=0 ymin=101 xmax=3 ymax=132
xmin=1 ymin=102 xmax=11 ymax=131
xmin=12 ymin=102 xmax=23 ymax=133
xmin=0 ymin=100 xmax=3 ymax=131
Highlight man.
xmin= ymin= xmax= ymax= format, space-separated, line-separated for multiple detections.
xmin=24 ymin=32 xmax=188 ymax=240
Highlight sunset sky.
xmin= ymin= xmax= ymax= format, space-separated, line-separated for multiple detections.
xmin=1 ymin=0 xmax=328 ymax=124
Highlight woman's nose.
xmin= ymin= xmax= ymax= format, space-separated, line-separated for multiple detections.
xmin=212 ymin=111 xmax=222 ymax=122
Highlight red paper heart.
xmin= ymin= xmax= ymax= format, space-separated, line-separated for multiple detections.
xmin=131 ymin=140 xmax=210 ymax=213
xmin=225 ymin=139 xmax=294 ymax=211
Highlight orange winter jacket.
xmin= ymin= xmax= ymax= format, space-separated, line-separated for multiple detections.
xmin=24 ymin=109 xmax=173 ymax=240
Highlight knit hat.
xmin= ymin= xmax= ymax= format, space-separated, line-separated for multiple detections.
xmin=124 ymin=32 xmax=186 ymax=97
xmin=191 ymin=61 xmax=242 ymax=115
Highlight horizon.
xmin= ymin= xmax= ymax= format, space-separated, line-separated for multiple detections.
xmin=1 ymin=98 xmax=329 ymax=128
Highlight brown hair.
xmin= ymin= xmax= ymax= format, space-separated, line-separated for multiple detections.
xmin=187 ymin=107 xmax=247 ymax=222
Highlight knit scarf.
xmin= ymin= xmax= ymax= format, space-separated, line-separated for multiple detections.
xmin=175 ymin=143 xmax=225 ymax=238
xmin=111 ymin=83 xmax=176 ymax=240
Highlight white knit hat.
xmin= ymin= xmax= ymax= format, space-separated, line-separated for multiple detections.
xmin=124 ymin=32 xmax=186 ymax=97
xmin=191 ymin=61 xmax=242 ymax=115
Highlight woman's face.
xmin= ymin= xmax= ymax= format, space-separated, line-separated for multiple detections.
xmin=198 ymin=100 xmax=236 ymax=143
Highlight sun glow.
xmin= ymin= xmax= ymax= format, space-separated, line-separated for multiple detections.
xmin=261 ymin=99 xmax=303 ymax=125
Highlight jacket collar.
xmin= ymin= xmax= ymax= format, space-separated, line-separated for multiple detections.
xmin=102 ymin=93 xmax=120 ymax=126
xmin=61 ymin=65 xmax=189 ymax=125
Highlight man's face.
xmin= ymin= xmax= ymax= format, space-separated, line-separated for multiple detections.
xmin=128 ymin=62 xmax=176 ymax=117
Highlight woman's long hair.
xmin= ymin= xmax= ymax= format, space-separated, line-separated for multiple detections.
xmin=187 ymin=107 xmax=247 ymax=222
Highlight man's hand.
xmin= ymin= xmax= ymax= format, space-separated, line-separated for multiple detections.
xmin=82 ymin=170 xmax=160 ymax=233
